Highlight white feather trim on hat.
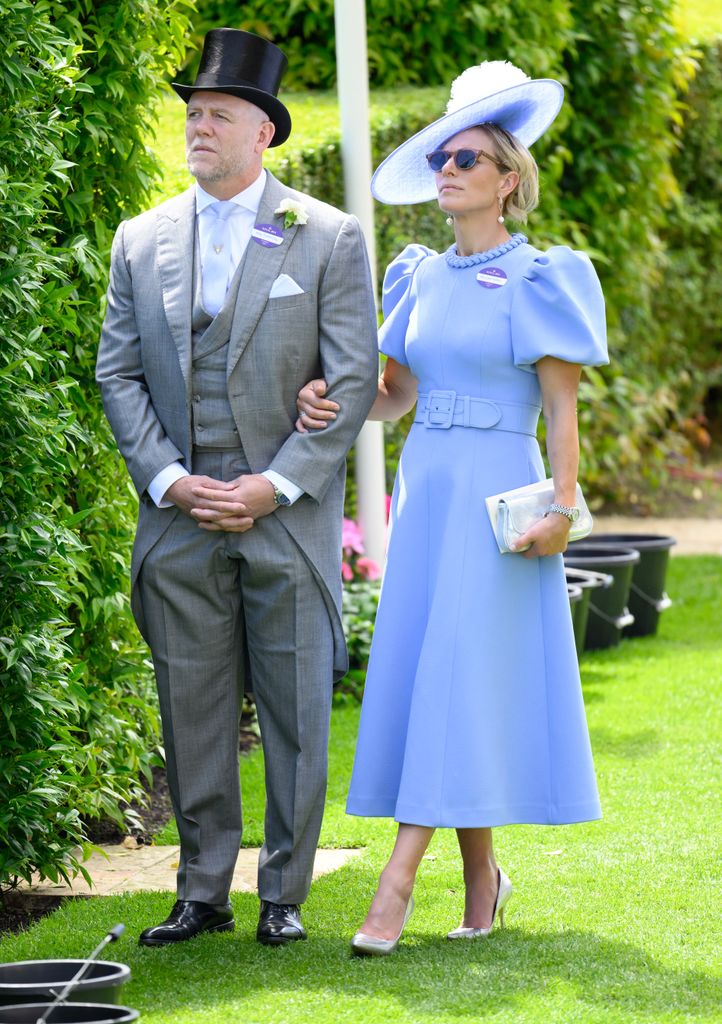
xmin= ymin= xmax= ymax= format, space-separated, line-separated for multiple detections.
xmin=447 ymin=62 xmax=531 ymax=114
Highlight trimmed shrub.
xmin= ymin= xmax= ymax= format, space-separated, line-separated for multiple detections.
xmin=0 ymin=0 xmax=192 ymax=889
xmin=1 ymin=0 xmax=91 ymax=889
xmin=652 ymin=38 xmax=722 ymax=437
xmin=561 ymin=0 xmax=699 ymax=498
xmin=183 ymin=0 xmax=573 ymax=91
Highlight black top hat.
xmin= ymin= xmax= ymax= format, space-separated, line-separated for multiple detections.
xmin=172 ymin=29 xmax=291 ymax=147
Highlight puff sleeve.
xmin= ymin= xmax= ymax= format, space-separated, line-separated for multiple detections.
xmin=510 ymin=246 xmax=609 ymax=371
xmin=378 ymin=244 xmax=436 ymax=365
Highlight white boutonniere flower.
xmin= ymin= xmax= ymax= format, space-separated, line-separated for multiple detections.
xmin=274 ymin=198 xmax=310 ymax=229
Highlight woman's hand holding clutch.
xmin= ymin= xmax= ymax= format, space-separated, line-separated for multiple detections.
xmin=295 ymin=378 xmax=337 ymax=432
xmin=512 ymin=511 xmax=572 ymax=559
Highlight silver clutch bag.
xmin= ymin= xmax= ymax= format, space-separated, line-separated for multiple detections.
xmin=485 ymin=479 xmax=593 ymax=554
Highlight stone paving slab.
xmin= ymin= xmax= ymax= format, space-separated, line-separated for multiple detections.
xmin=19 ymin=846 xmax=362 ymax=899
xmin=591 ymin=517 xmax=722 ymax=556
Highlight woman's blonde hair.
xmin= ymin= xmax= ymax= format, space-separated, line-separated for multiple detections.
xmin=477 ymin=122 xmax=539 ymax=223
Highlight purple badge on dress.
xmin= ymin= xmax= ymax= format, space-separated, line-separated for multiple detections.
xmin=476 ymin=267 xmax=508 ymax=289
xmin=252 ymin=224 xmax=284 ymax=247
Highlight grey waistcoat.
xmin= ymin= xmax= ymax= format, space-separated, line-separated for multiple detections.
xmin=191 ymin=236 xmax=248 ymax=450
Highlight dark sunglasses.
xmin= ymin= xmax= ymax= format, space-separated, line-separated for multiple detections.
xmin=425 ymin=147 xmax=505 ymax=172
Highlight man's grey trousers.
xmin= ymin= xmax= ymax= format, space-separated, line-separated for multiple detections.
xmin=137 ymin=449 xmax=334 ymax=906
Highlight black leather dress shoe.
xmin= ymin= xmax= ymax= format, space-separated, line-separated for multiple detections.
xmin=139 ymin=899 xmax=234 ymax=946
xmin=256 ymin=900 xmax=307 ymax=945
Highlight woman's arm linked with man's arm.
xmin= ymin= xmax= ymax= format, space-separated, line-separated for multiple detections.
xmin=294 ymin=357 xmax=418 ymax=431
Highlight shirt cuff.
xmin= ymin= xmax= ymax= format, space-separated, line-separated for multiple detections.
xmin=262 ymin=470 xmax=304 ymax=506
xmin=148 ymin=462 xmax=190 ymax=508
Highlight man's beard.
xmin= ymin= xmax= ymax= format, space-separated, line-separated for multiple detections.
xmin=187 ymin=151 xmax=250 ymax=183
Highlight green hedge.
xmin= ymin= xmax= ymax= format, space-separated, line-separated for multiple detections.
xmin=183 ymin=0 xmax=573 ymax=90
xmin=560 ymin=1 xmax=702 ymax=498
xmin=651 ymin=38 xmax=722 ymax=439
xmin=0 ymin=0 xmax=191 ymax=889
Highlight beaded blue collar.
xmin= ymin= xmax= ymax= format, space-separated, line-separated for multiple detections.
xmin=444 ymin=232 xmax=528 ymax=268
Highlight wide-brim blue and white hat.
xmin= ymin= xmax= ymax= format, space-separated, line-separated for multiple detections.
xmin=371 ymin=61 xmax=564 ymax=205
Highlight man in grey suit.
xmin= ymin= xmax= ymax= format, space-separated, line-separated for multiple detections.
xmin=96 ymin=28 xmax=378 ymax=946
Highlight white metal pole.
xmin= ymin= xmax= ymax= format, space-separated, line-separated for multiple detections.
xmin=334 ymin=0 xmax=388 ymax=568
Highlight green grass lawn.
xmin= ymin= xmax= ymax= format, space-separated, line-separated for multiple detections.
xmin=2 ymin=556 xmax=721 ymax=1022
xmin=676 ymin=0 xmax=722 ymax=39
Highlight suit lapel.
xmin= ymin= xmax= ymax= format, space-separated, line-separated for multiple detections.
xmin=157 ymin=188 xmax=195 ymax=388
xmin=226 ymin=173 xmax=299 ymax=378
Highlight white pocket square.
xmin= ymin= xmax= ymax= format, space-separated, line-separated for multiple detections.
xmin=269 ymin=274 xmax=305 ymax=298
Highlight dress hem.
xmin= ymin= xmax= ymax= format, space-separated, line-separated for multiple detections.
xmin=345 ymin=798 xmax=602 ymax=827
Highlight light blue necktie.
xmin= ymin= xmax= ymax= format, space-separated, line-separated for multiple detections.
xmin=203 ymin=201 xmax=237 ymax=316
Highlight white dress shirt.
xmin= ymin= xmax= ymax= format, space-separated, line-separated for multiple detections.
xmin=197 ymin=175 xmax=265 ymax=313
xmin=147 ymin=172 xmax=303 ymax=508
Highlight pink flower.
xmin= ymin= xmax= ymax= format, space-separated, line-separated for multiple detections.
xmin=342 ymin=517 xmax=365 ymax=555
xmin=384 ymin=494 xmax=392 ymax=522
xmin=341 ymin=561 xmax=354 ymax=581
xmin=356 ymin=556 xmax=381 ymax=581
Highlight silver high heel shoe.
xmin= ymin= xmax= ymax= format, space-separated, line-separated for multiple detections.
xmin=447 ymin=868 xmax=512 ymax=939
xmin=350 ymin=895 xmax=414 ymax=956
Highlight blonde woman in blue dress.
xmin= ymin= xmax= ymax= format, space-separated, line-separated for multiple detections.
xmin=296 ymin=62 xmax=608 ymax=955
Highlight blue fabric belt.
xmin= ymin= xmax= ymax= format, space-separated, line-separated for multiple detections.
xmin=415 ymin=390 xmax=540 ymax=436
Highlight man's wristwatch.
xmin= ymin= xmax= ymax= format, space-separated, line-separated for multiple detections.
xmin=272 ymin=484 xmax=291 ymax=507
xmin=544 ymin=503 xmax=580 ymax=523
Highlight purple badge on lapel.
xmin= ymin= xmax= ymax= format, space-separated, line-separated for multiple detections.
xmin=252 ymin=224 xmax=284 ymax=247
xmin=476 ymin=267 xmax=508 ymax=289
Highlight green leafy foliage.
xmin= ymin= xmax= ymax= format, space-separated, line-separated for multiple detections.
xmin=183 ymin=0 xmax=573 ymax=90
xmin=1 ymin=0 xmax=90 ymax=888
xmin=555 ymin=1 xmax=699 ymax=499
xmin=651 ymin=39 xmax=722 ymax=441
xmin=0 ymin=0 xmax=192 ymax=889
xmin=339 ymin=582 xmax=380 ymax=701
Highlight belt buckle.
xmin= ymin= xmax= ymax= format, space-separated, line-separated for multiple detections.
xmin=424 ymin=389 xmax=457 ymax=429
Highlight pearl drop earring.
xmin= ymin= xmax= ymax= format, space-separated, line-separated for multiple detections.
xmin=446 ymin=216 xmax=454 ymax=227
xmin=497 ymin=196 xmax=505 ymax=225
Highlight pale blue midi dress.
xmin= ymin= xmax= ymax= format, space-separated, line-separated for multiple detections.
xmin=346 ymin=233 xmax=609 ymax=827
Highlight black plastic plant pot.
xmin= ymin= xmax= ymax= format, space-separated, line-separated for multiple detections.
xmin=565 ymin=567 xmax=614 ymax=658
xmin=0 ymin=963 xmax=130 ymax=1008
xmin=587 ymin=533 xmax=676 ymax=636
xmin=0 ymin=1005 xmax=138 ymax=1024
xmin=564 ymin=544 xmax=640 ymax=649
